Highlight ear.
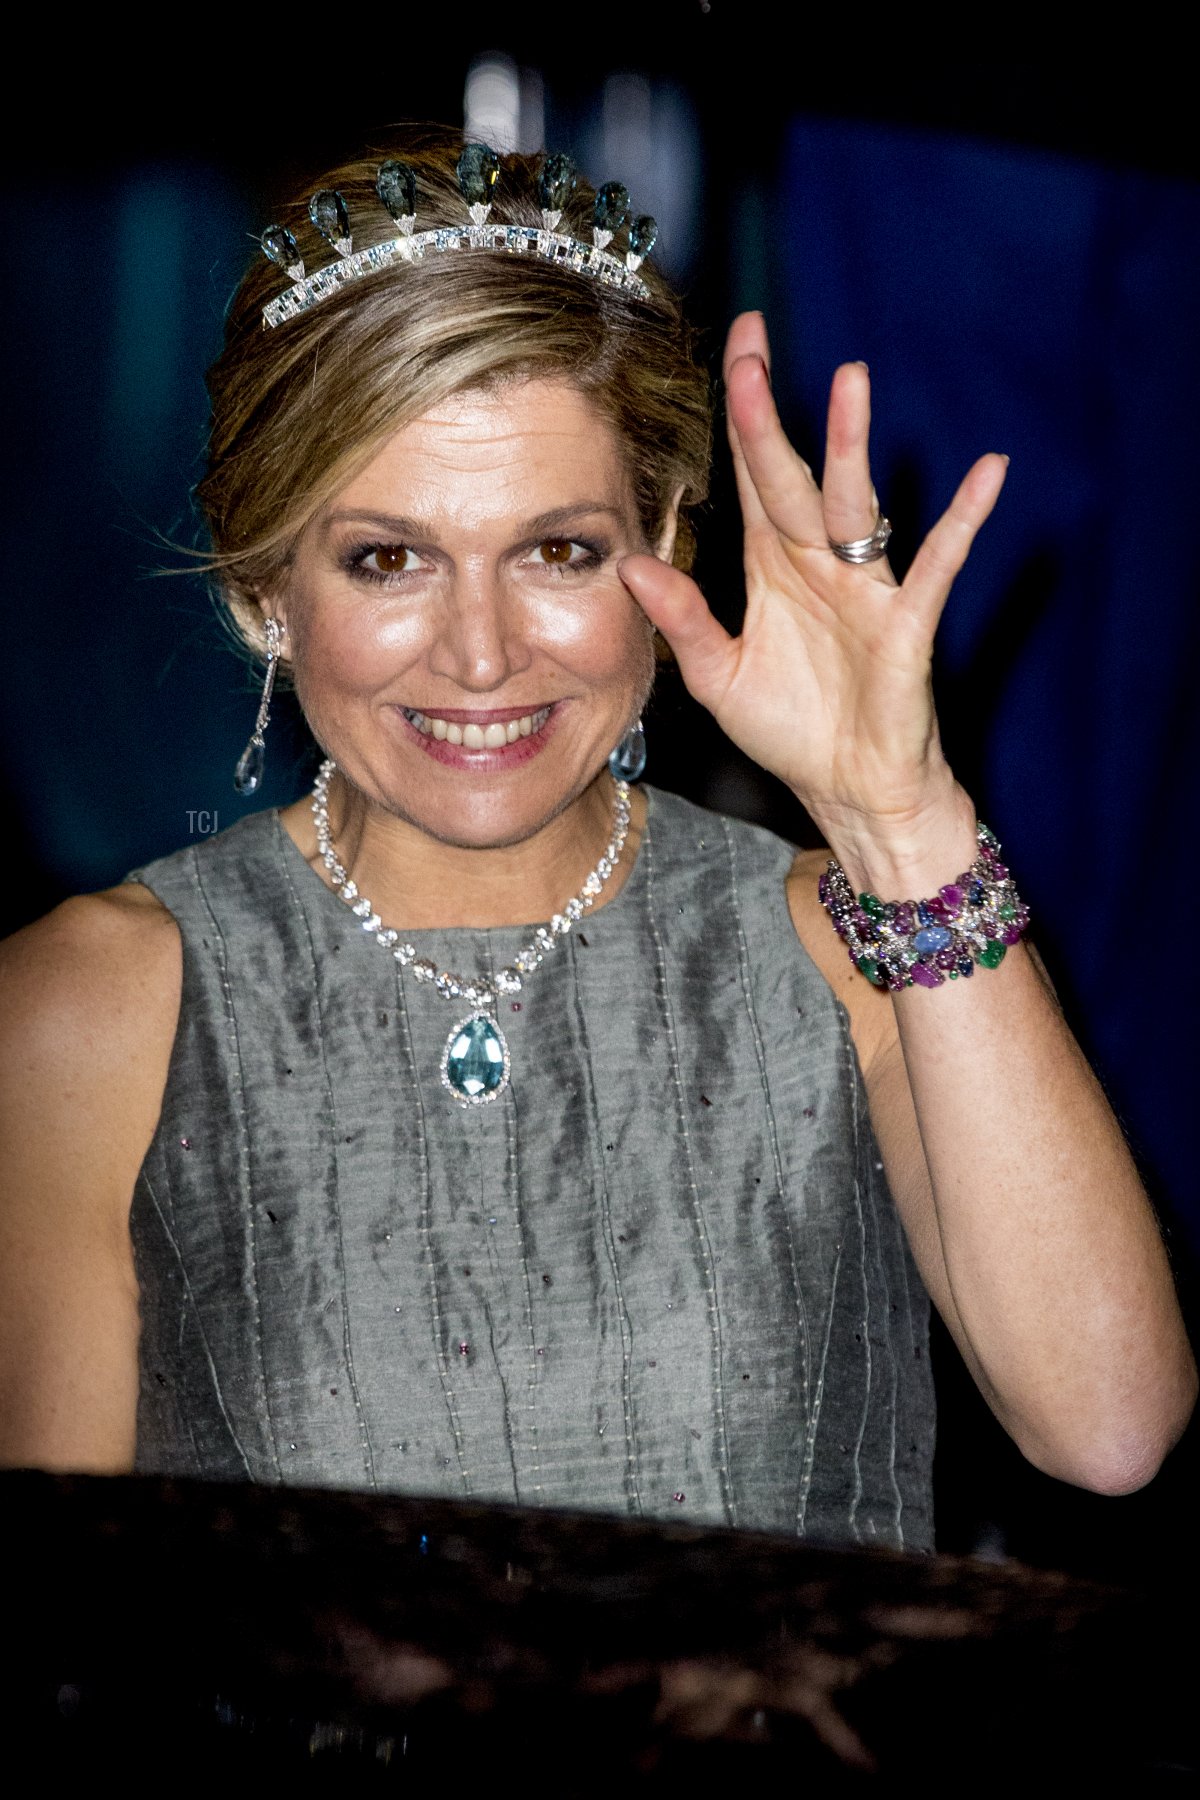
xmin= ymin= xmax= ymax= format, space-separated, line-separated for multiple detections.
xmin=653 ymin=483 xmax=687 ymax=564
xmin=249 ymin=592 xmax=290 ymax=653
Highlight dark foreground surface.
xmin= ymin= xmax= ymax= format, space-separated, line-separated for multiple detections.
xmin=0 ymin=1471 xmax=1194 ymax=1788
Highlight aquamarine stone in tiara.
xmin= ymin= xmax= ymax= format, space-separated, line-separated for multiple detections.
xmin=376 ymin=159 xmax=417 ymax=228
xmin=309 ymin=189 xmax=352 ymax=257
xmin=592 ymin=181 xmax=630 ymax=248
xmin=261 ymin=224 xmax=304 ymax=280
xmin=627 ymin=215 xmax=658 ymax=271
xmin=537 ymin=152 xmax=577 ymax=229
xmin=457 ymin=143 xmax=500 ymax=206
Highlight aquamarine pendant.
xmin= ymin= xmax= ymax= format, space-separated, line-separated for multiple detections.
xmin=440 ymin=1010 xmax=511 ymax=1106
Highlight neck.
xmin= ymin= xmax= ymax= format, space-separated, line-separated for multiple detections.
xmin=281 ymin=767 xmax=647 ymax=930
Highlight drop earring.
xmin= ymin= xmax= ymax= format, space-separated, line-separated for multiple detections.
xmin=608 ymin=716 xmax=646 ymax=783
xmin=233 ymin=616 xmax=283 ymax=796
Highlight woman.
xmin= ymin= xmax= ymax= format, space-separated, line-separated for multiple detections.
xmin=0 ymin=131 xmax=1192 ymax=1553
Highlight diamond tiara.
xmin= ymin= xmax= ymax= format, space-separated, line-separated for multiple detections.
xmin=259 ymin=145 xmax=659 ymax=330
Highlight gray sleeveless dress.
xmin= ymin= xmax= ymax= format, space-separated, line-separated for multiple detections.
xmin=123 ymin=783 xmax=936 ymax=1552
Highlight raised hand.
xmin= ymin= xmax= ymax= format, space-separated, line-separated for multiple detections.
xmin=618 ymin=311 xmax=1007 ymax=878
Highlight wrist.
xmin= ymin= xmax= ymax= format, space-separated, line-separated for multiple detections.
xmin=807 ymin=781 xmax=980 ymax=898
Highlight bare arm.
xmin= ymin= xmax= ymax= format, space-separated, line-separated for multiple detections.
xmin=788 ymin=843 xmax=1196 ymax=1495
xmin=621 ymin=307 xmax=1194 ymax=1496
xmin=0 ymin=886 xmax=181 ymax=1472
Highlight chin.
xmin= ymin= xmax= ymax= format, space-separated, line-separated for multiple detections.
xmin=393 ymin=772 xmax=596 ymax=852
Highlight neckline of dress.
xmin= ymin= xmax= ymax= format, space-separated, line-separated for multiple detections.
xmin=270 ymin=781 xmax=657 ymax=942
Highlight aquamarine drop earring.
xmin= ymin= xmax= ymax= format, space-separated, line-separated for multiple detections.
xmin=233 ymin=617 xmax=283 ymax=797
xmin=608 ymin=717 xmax=646 ymax=783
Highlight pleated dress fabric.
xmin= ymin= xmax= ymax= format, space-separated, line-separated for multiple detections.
xmin=124 ymin=783 xmax=936 ymax=1553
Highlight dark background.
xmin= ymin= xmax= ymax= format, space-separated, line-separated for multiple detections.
xmin=2 ymin=18 xmax=1196 ymax=1581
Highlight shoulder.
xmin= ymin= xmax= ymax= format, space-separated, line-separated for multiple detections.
xmin=0 ymin=880 xmax=181 ymax=999
xmin=0 ymin=884 xmax=182 ymax=1115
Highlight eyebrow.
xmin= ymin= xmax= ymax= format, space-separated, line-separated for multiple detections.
xmin=321 ymin=502 xmax=629 ymax=540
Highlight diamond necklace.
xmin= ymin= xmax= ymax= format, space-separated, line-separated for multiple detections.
xmin=310 ymin=756 xmax=633 ymax=1107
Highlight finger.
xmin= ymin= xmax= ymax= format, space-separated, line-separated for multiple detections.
xmin=726 ymin=351 xmax=827 ymax=547
xmin=901 ymin=454 xmax=1009 ymax=625
xmin=724 ymin=355 xmax=771 ymax=529
xmin=722 ymin=314 xmax=774 ymax=529
xmin=618 ymin=553 xmax=738 ymax=714
xmin=722 ymin=309 xmax=773 ymax=388
xmin=821 ymin=362 xmax=890 ymax=563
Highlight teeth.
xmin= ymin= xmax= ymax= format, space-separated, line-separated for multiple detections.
xmin=403 ymin=705 xmax=552 ymax=745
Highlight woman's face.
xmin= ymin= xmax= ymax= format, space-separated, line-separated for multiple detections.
xmin=276 ymin=378 xmax=662 ymax=850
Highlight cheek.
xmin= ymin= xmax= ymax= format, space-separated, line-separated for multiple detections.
xmin=525 ymin=582 xmax=654 ymax=681
xmin=288 ymin=593 xmax=431 ymax=695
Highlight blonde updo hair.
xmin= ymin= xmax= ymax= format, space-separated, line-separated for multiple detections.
xmin=199 ymin=125 xmax=713 ymax=669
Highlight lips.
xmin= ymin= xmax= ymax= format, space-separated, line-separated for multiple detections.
xmin=400 ymin=704 xmax=553 ymax=749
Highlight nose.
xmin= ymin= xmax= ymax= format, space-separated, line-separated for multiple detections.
xmin=425 ymin=566 xmax=533 ymax=692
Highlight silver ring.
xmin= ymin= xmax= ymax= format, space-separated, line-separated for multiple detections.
xmin=829 ymin=516 xmax=892 ymax=564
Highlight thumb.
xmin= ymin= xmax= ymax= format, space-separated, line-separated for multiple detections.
xmin=618 ymin=554 xmax=737 ymax=714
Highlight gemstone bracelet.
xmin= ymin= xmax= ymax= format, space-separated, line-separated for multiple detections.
xmin=818 ymin=822 xmax=1030 ymax=990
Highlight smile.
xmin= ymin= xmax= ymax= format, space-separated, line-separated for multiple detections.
xmin=400 ymin=705 xmax=553 ymax=748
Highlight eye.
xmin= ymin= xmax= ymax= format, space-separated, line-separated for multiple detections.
xmin=524 ymin=538 xmax=602 ymax=571
xmin=537 ymin=538 xmax=576 ymax=564
xmin=360 ymin=544 xmax=421 ymax=576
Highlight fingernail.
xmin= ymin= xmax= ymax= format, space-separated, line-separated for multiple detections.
xmin=1000 ymin=454 xmax=1011 ymax=466
xmin=855 ymin=360 xmax=869 ymax=372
